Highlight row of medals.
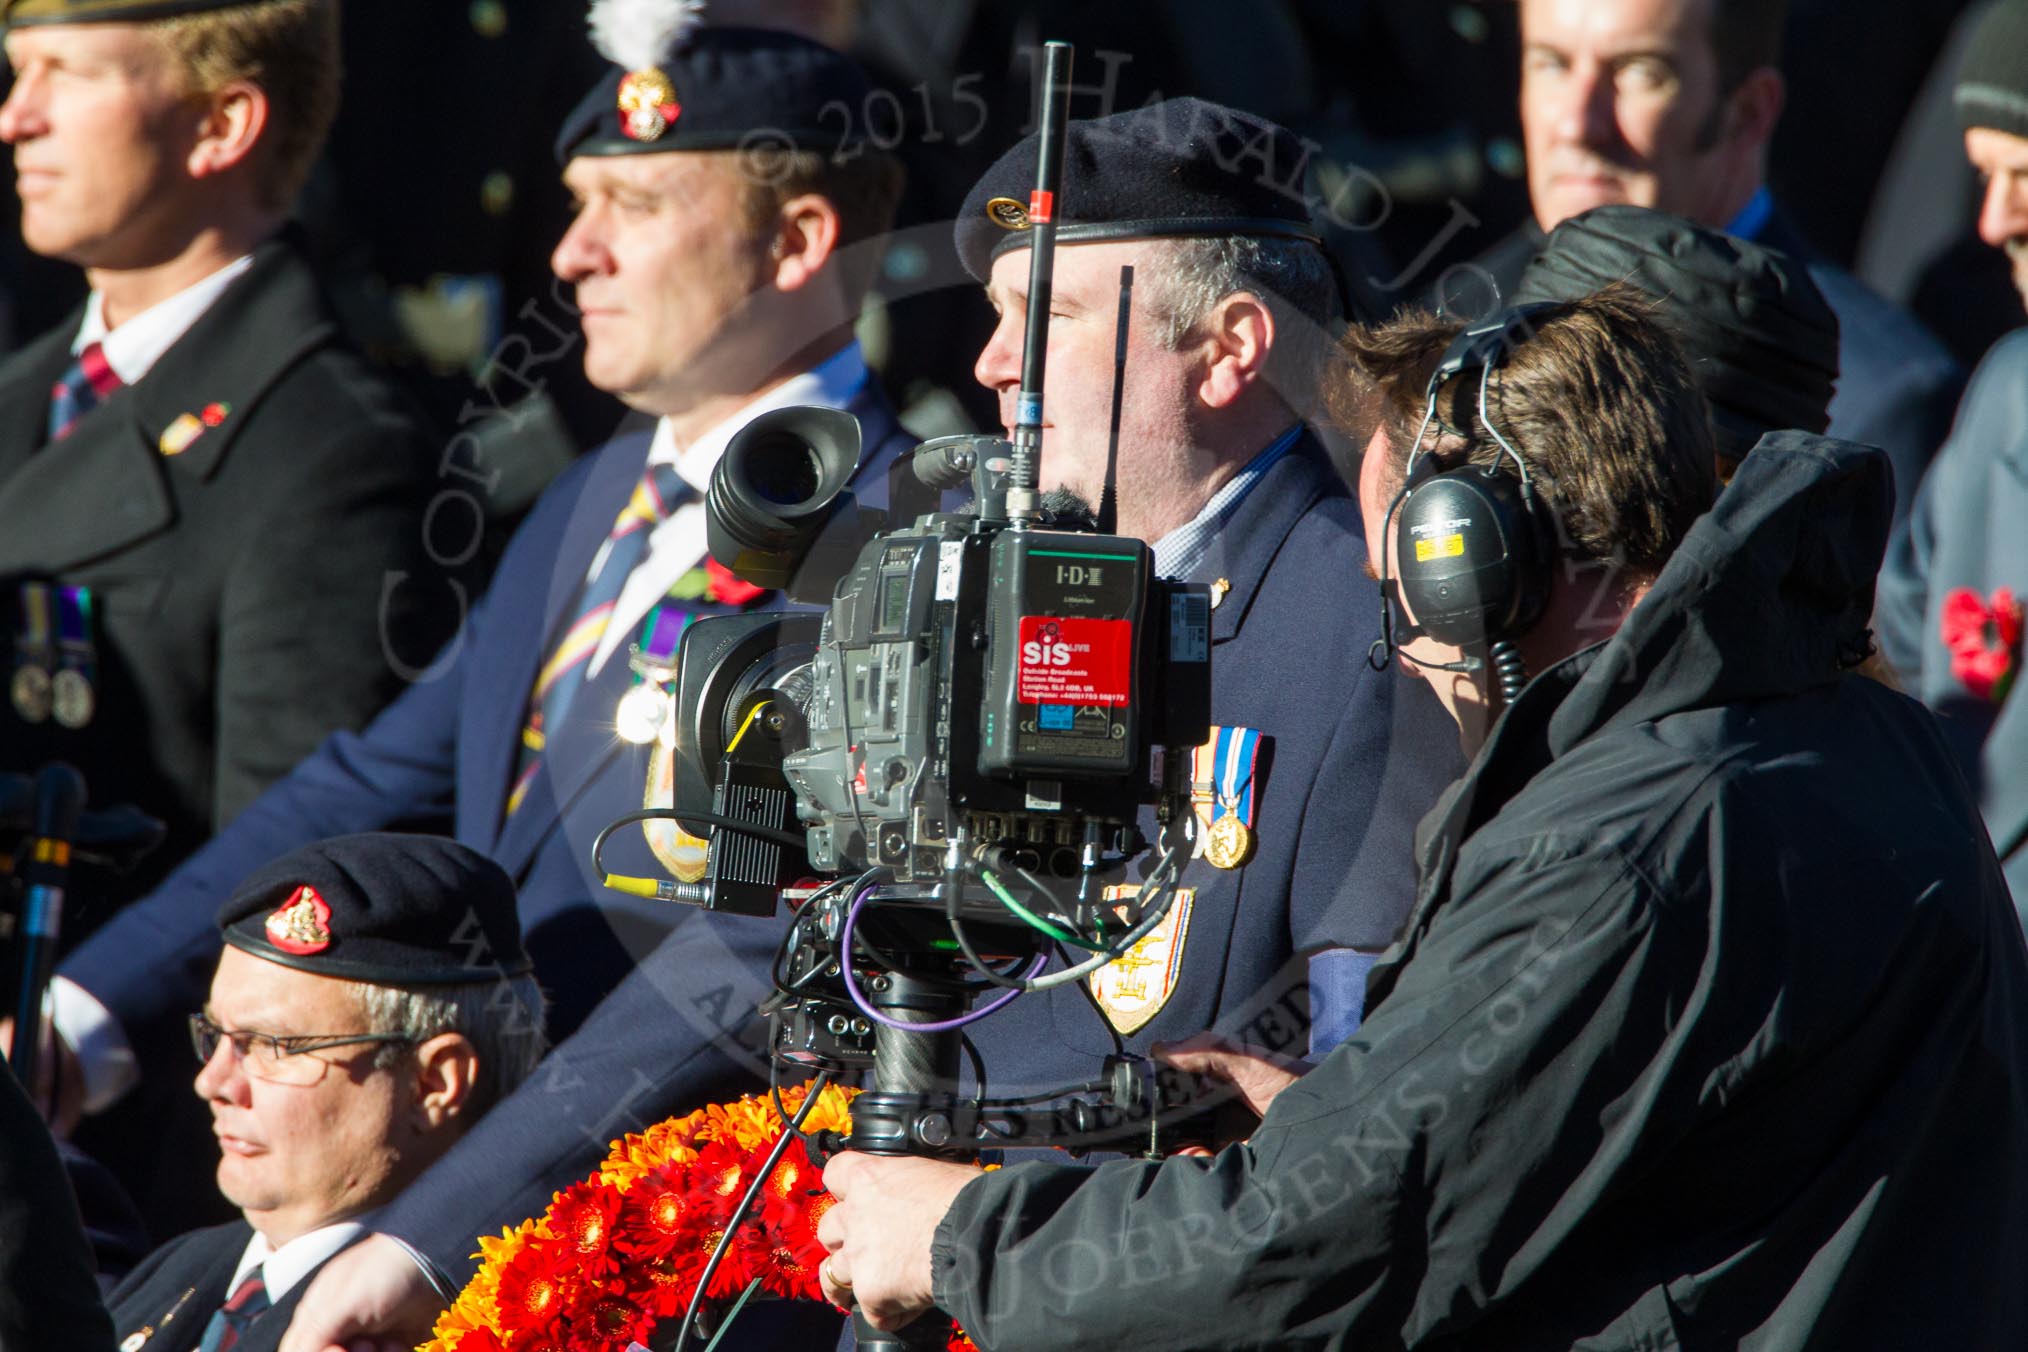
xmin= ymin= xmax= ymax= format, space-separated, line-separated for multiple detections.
xmin=12 ymin=663 xmax=93 ymax=730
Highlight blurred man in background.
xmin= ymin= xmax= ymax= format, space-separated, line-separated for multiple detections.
xmin=1454 ymin=0 xmax=1962 ymax=526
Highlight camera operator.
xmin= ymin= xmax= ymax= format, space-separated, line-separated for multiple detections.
xmin=816 ymin=289 xmax=2028 ymax=1346
xmin=948 ymin=97 xmax=1462 ymax=1094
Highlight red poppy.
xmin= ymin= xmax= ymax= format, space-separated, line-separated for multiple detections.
xmin=705 ymin=557 xmax=767 ymax=606
xmin=1941 ymin=586 xmax=2023 ymax=703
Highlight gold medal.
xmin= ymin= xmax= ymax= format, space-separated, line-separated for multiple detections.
xmin=1204 ymin=810 xmax=1254 ymax=870
xmin=51 ymin=667 xmax=93 ymax=729
xmin=10 ymin=665 xmax=51 ymax=723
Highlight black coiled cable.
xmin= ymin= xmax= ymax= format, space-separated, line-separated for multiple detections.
xmin=1490 ymin=639 xmax=1529 ymax=704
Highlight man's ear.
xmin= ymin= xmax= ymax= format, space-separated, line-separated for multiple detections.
xmin=186 ymin=78 xmax=269 ymax=181
xmin=409 ymin=1032 xmax=481 ymax=1129
xmin=1196 ymin=292 xmax=1276 ymax=411
xmin=1725 ymin=67 xmax=1785 ymax=150
xmin=769 ymin=192 xmax=844 ymax=293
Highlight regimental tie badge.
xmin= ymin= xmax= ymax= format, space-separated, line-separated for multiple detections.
xmin=1088 ymin=884 xmax=1195 ymax=1034
xmin=265 ymin=884 xmax=334 ymax=954
xmin=617 ymin=67 xmax=681 ymax=141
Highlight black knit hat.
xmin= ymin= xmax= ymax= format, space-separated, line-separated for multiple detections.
xmin=217 ymin=834 xmax=531 ymax=985
xmin=1958 ymin=0 xmax=2028 ymax=139
xmin=954 ymin=96 xmax=1324 ymax=283
xmin=556 ymin=25 xmax=872 ymax=164
xmin=1512 ymin=205 xmax=1841 ymax=461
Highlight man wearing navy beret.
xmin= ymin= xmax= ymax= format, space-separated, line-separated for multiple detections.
xmin=929 ymin=95 xmax=1462 ymax=1111
xmin=106 ymin=833 xmax=545 ymax=1352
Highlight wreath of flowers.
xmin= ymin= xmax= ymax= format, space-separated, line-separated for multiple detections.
xmin=422 ymin=1083 xmax=978 ymax=1352
xmin=1941 ymin=585 xmax=2024 ymax=704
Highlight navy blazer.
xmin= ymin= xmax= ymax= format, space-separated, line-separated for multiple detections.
xmin=60 ymin=377 xmax=918 ymax=1044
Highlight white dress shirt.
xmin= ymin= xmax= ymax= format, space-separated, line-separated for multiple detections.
xmin=223 ymin=1219 xmax=367 ymax=1306
xmin=72 ymin=254 xmax=255 ymax=383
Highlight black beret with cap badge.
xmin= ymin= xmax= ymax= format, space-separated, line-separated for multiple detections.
xmin=554 ymin=0 xmax=873 ymax=163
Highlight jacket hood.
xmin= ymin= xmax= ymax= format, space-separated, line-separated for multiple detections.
xmin=1542 ymin=431 xmax=1893 ymax=756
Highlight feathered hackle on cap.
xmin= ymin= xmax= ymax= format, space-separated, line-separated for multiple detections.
xmin=589 ymin=0 xmax=706 ymax=72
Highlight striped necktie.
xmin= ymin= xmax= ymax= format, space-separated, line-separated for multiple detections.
xmin=197 ymin=1271 xmax=268 ymax=1352
xmin=47 ymin=341 xmax=122 ymax=442
xmin=507 ymin=461 xmax=691 ymax=817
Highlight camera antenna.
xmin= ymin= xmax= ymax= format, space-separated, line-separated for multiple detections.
xmin=1095 ymin=264 xmax=1132 ymax=536
xmin=1007 ymin=40 xmax=1074 ymax=530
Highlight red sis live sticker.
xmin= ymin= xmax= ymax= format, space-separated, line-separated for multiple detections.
xmin=1018 ymin=617 xmax=1134 ymax=704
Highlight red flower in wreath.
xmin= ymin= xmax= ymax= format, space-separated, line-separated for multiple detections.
xmin=548 ymin=1181 xmax=622 ymax=1275
xmin=706 ymin=556 xmax=768 ymax=606
xmin=1941 ymin=586 xmax=2024 ymax=703
xmin=493 ymin=1243 xmax=580 ymax=1338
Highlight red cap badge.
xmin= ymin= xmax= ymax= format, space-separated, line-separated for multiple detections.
xmin=265 ymin=884 xmax=334 ymax=954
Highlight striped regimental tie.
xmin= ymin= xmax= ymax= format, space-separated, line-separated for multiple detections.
xmin=47 ymin=341 xmax=122 ymax=442
xmin=196 ymin=1271 xmax=268 ymax=1352
xmin=506 ymin=461 xmax=691 ymax=816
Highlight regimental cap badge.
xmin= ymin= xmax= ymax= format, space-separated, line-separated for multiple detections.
xmin=590 ymin=0 xmax=703 ymax=143
xmin=616 ymin=67 xmax=681 ymax=141
xmin=985 ymin=196 xmax=1031 ymax=231
xmin=265 ymin=884 xmax=333 ymax=955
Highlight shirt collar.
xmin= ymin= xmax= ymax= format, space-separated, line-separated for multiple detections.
xmin=1150 ymin=424 xmax=1304 ymax=578
xmin=1724 ymin=186 xmax=1776 ymax=243
xmin=73 ymin=255 xmax=255 ymax=386
xmin=646 ymin=341 xmax=870 ymax=489
xmin=231 ymin=1219 xmax=368 ymax=1303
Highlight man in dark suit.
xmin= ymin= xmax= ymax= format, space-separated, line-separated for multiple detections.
xmin=107 ymin=833 xmax=544 ymax=1352
xmin=0 ymin=0 xmax=452 ymax=916
xmin=42 ymin=17 xmax=910 ymax=1351
xmin=1444 ymin=0 xmax=1963 ymax=527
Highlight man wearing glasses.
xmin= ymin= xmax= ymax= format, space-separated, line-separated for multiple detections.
xmin=104 ymin=834 xmax=544 ymax=1352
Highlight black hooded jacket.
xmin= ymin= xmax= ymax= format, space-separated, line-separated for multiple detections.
xmin=931 ymin=434 xmax=2028 ymax=1350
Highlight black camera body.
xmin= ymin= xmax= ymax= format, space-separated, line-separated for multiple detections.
xmin=663 ymin=408 xmax=1210 ymax=920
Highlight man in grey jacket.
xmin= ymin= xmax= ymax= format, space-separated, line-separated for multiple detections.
xmin=813 ymin=292 xmax=2028 ymax=1349
xmin=1876 ymin=0 xmax=2028 ymax=925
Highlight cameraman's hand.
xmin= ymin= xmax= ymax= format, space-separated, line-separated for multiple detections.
xmin=0 ymin=1017 xmax=83 ymax=1136
xmin=1155 ymin=1032 xmax=1309 ymax=1123
xmin=277 ymin=1233 xmax=442 ymax=1352
xmin=817 ymin=1152 xmax=975 ymax=1331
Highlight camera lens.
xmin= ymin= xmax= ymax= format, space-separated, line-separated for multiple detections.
xmin=747 ymin=437 xmax=823 ymax=506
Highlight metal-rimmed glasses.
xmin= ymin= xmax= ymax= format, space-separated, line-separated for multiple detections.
xmin=188 ymin=1013 xmax=413 ymax=1086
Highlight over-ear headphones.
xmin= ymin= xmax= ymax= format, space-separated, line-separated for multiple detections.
xmin=1370 ymin=304 xmax=1560 ymax=702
